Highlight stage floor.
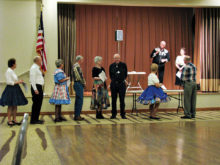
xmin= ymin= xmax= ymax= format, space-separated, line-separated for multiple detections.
xmin=1 ymin=111 xmax=220 ymax=165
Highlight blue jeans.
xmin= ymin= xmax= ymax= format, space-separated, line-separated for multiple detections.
xmin=74 ymin=82 xmax=84 ymax=117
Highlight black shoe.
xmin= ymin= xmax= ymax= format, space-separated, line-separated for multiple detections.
xmin=100 ymin=114 xmax=105 ymax=119
xmin=96 ymin=114 xmax=101 ymax=119
xmin=96 ymin=114 xmax=105 ymax=119
xmin=7 ymin=121 xmax=15 ymax=127
xmin=59 ymin=116 xmax=67 ymax=121
xmin=121 ymin=116 xmax=127 ymax=119
xmin=96 ymin=111 xmax=100 ymax=119
xmin=181 ymin=116 xmax=192 ymax=119
xmin=37 ymin=120 xmax=44 ymax=124
xmin=96 ymin=115 xmax=102 ymax=119
xmin=54 ymin=118 xmax=62 ymax=123
xmin=191 ymin=116 xmax=195 ymax=118
xmin=79 ymin=116 xmax=85 ymax=120
xmin=12 ymin=120 xmax=22 ymax=125
xmin=150 ymin=116 xmax=160 ymax=120
xmin=31 ymin=120 xmax=44 ymax=124
xmin=110 ymin=116 xmax=116 ymax=119
xmin=74 ymin=116 xmax=84 ymax=121
xmin=96 ymin=112 xmax=105 ymax=119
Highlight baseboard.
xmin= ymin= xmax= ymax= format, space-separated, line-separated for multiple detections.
xmin=0 ymin=107 xmax=220 ymax=117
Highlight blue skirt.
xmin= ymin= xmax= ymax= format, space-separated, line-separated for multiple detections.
xmin=137 ymin=86 xmax=170 ymax=105
xmin=0 ymin=85 xmax=28 ymax=106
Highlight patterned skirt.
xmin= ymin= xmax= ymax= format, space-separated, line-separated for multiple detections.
xmin=0 ymin=85 xmax=28 ymax=106
xmin=49 ymin=84 xmax=70 ymax=105
xmin=90 ymin=80 xmax=110 ymax=110
xmin=137 ymin=86 xmax=170 ymax=105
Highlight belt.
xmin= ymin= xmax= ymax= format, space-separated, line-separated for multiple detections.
xmin=184 ymin=80 xmax=196 ymax=83
xmin=112 ymin=80 xmax=125 ymax=84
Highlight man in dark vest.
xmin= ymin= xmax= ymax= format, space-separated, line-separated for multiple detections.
xmin=150 ymin=41 xmax=170 ymax=83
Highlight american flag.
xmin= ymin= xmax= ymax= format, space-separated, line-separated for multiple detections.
xmin=36 ymin=11 xmax=47 ymax=72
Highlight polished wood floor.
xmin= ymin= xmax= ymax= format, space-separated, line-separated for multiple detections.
xmin=47 ymin=121 xmax=220 ymax=165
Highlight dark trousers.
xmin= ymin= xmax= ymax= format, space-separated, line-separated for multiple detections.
xmin=158 ymin=64 xmax=165 ymax=83
xmin=183 ymin=81 xmax=197 ymax=117
xmin=74 ymin=82 xmax=84 ymax=117
xmin=31 ymin=85 xmax=43 ymax=122
xmin=110 ymin=81 xmax=126 ymax=117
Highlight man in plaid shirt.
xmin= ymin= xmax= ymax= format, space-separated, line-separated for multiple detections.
xmin=72 ymin=55 xmax=86 ymax=121
xmin=181 ymin=56 xmax=197 ymax=119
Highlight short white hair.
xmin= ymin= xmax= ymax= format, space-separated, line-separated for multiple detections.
xmin=94 ymin=56 xmax=102 ymax=63
xmin=160 ymin=41 xmax=166 ymax=45
xmin=114 ymin=53 xmax=120 ymax=59
xmin=76 ymin=55 xmax=83 ymax=62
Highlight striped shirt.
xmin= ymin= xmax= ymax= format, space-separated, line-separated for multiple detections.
xmin=181 ymin=63 xmax=197 ymax=82
xmin=72 ymin=63 xmax=86 ymax=85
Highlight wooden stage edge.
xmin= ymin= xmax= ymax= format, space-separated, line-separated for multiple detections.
xmin=0 ymin=107 xmax=220 ymax=116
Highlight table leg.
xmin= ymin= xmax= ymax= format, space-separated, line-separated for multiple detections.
xmin=177 ymin=92 xmax=184 ymax=113
xmin=181 ymin=92 xmax=184 ymax=108
xmin=177 ymin=92 xmax=180 ymax=113
xmin=135 ymin=93 xmax=138 ymax=116
xmin=132 ymin=93 xmax=134 ymax=114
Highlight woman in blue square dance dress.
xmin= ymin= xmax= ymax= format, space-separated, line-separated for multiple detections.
xmin=137 ymin=63 xmax=170 ymax=119
xmin=0 ymin=58 xmax=28 ymax=126
xmin=49 ymin=59 xmax=71 ymax=122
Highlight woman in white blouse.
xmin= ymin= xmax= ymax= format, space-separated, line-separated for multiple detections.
xmin=175 ymin=48 xmax=186 ymax=86
xmin=137 ymin=63 xmax=170 ymax=119
xmin=0 ymin=58 xmax=28 ymax=126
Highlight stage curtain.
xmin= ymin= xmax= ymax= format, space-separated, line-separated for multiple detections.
xmin=58 ymin=4 xmax=76 ymax=94
xmin=194 ymin=8 xmax=220 ymax=92
xmin=75 ymin=5 xmax=193 ymax=91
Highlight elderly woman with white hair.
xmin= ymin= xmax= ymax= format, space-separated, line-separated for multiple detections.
xmin=49 ymin=59 xmax=70 ymax=122
xmin=90 ymin=56 xmax=110 ymax=119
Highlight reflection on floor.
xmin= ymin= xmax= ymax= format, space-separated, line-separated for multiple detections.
xmin=0 ymin=111 xmax=220 ymax=165
xmin=48 ymin=121 xmax=220 ymax=165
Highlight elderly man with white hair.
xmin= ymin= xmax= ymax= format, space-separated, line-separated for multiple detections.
xmin=109 ymin=53 xmax=128 ymax=119
xmin=72 ymin=55 xmax=86 ymax=121
xmin=150 ymin=41 xmax=170 ymax=83
xmin=29 ymin=56 xmax=45 ymax=124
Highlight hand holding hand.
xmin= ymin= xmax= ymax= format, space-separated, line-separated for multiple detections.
xmin=156 ymin=51 xmax=160 ymax=55
xmin=34 ymin=90 xmax=39 ymax=95
xmin=19 ymin=80 xmax=24 ymax=84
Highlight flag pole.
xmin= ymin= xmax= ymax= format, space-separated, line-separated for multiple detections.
xmin=36 ymin=1 xmax=47 ymax=96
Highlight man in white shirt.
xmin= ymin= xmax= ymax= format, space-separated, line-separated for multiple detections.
xmin=29 ymin=56 xmax=44 ymax=124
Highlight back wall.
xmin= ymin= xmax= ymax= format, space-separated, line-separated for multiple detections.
xmin=75 ymin=5 xmax=193 ymax=90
